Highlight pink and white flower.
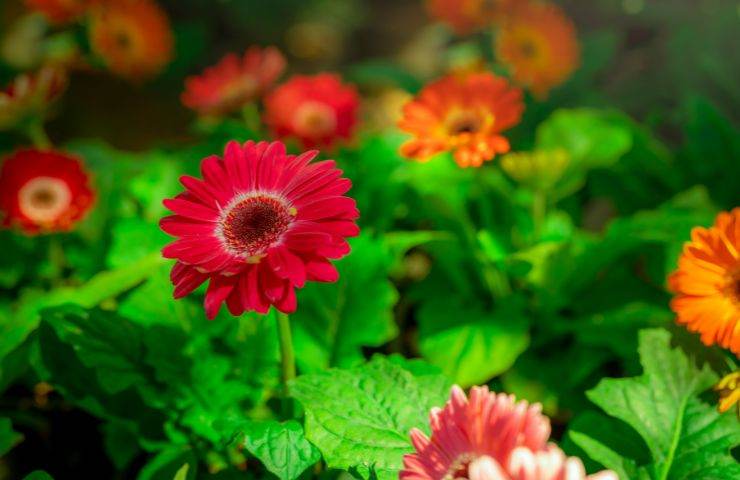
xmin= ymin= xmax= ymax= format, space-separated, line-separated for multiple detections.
xmin=402 ymin=386 xmax=617 ymax=480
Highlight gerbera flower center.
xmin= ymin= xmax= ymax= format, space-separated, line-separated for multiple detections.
xmin=446 ymin=111 xmax=487 ymax=137
xmin=293 ymin=100 xmax=337 ymax=139
xmin=18 ymin=176 xmax=72 ymax=225
xmin=221 ymin=77 xmax=259 ymax=106
xmin=443 ymin=453 xmax=477 ymax=480
xmin=726 ymin=268 xmax=740 ymax=306
xmin=218 ymin=193 xmax=295 ymax=259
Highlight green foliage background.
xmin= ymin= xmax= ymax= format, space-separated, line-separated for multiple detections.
xmin=0 ymin=0 xmax=739 ymax=479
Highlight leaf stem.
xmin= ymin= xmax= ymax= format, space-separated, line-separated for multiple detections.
xmin=276 ymin=310 xmax=296 ymax=418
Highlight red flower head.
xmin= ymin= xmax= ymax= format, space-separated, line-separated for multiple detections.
xmin=160 ymin=140 xmax=360 ymax=319
xmin=398 ymin=72 xmax=523 ymax=168
xmin=0 ymin=67 xmax=67 ymax=131
xmin=25 ymin=0 xmax=96 ymax=24
xmin=264 ymin=73 xmax=359 ymax=150
xmin=0 ymin=149 xmax=95 ymax=235
xmin=182 ymin=46 xmax=286 ymax=116
xmin=88 ymin=0 xmax=174 ymax=80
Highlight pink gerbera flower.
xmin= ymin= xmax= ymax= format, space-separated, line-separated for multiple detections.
xmin=160 ymin=140 xmax=359 ymax=319
xmin=181 ymin=46 xmax=286 ymax=116
xmin=402 ymin=386 xmax=617 ymax=480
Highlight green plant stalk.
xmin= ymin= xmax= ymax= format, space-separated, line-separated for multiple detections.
xmin=276 ymin=310 xmax=296 ymax=418
xmin=532 ymin=190 xmax=547 ymax=239
xmin=26 ymin=121 xmax=52 ymax=149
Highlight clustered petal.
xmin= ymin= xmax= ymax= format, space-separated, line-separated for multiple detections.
xmin=160 ymin=140 xmax=359 ymax=319
xmin=182 ymin=46 xmax=286 ymax=116
xmin=264 ymin=73 xmax=360 ymax=150
xmin=398 ymin=72 xmax=523 ymax=168
xmin=89 ymin=0 xmax=174 ymax=80
xmin=402 ymin=386 xmax=617 ymax=480
xmin=425 ymin=0 xmax=508 ymax=35
xmin=668 ymin=208 xmax=740 ymax=357
xmin=0 ymin=149 xmax=95 ymax=234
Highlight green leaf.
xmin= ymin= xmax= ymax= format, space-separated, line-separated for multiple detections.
xmin=417 ymin=298 xmax=529 ymax=387
xmin=537 ymin=109 xmax=633 ymax=168
xmin=173 ymin=464 xmax=189 ymax=480
xmin=0 ymin=417 xmax=22 ymax=457
xmin=107 ymin=217 xmax=169 ymax=269
xmin=137 ymin=448 xmax=197 ymax=480
xmin=23 ymin=472 xmax=54 ymax=480
xmin=292 ymin=234 xmax=398 ymax=372
xmin=572 ymin=329 xmax=740 ymax=479
xmin=290 ymin=356 xmax=451 ymax=480
xmin=224 ymin=419 xmax=320 ymax=480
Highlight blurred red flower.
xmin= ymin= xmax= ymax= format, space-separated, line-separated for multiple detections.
xmin=0 ymin=149 xmax=95 ymax=235
xmin=182 ymin=46 xmax=286 ymax=116
xmin=160 ymin=140 xmax=359 ymax=319
xmin=398 ymin=72 xmax=523 ymax=168
xmin=264 ymin=73 xmax=359 ymax=149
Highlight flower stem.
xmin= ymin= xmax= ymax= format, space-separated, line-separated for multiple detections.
xmin=532 ymin=190 xmax=547 ymax=239
xmin=276 ymin=310 xmax=296 ymax=418
xmin=26 ymin=121 xmax=52 ymax=149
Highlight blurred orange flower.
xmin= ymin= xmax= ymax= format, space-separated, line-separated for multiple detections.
xmin=25 ymin=0 xmax=96 ymax=24
xmin=264 ymin=73 xmax=360 ymax=149
xmin=0 ymin=67 xmax=67 ymax=131
xmin=88 ymin=0 xmax=174 ymax=81
xmin=426 ymin=0 xmax=506 ymax=35
xmin=495 ymin=1 xmax=580 ymax=98
xmin=398 ymin=72 xmax=523 ymax=168
xmin=669 ymin=208 xmax=740 ymax=357
xmin=182 ymin=46 xmax=286 ymax=116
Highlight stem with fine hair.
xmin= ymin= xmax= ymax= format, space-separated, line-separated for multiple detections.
xmin=276 ymin=310 xmax=296 ymax=418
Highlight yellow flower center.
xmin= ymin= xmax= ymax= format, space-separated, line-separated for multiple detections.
xmin=293 ymin=100 xmax=337 ymax=139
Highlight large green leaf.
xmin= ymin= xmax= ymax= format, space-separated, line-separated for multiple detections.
xmin=570 ymin=329 xmax=740 ymax=479
xmin=292 ymin=234 xmax=398 ymax=372
xmin=417 ymin=298 xmax=529 ymax=386
xmin=290 ymin=356 xmax=450 ymax=480
xmin=222 ymin=419 xmax=320 ymax=480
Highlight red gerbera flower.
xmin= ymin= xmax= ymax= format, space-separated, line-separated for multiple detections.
xmin=182 ymin=46 xmax=286 ymax=116
xmin=160 ymin=140 xmax=360 ymax=319
xmin=0 ymin=149 xmax=95 ymax=235
xmin=264 ymin=73 xmax=359 ymax=149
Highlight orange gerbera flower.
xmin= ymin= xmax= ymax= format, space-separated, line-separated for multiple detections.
xmin=495 ymin=1 xmax=580 ymax=98
xmin=669 ymin=208 xmax=740 ymax=357
xmin=88 ymin=0 xmax=174 ymax=80
xmin=426 ymin=0 xmax=508 ymax=35
xmin=25 ymin=0 xmax=96 ymax=24
xmin=398 ymin=72 xmax=523 ymax=168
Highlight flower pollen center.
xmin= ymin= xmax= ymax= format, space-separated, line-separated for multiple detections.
xmin=293 ymin=100 xmax=337 ymax=139
xmin=18 ymin=176 xmax=72 ymax=225
xmin=446 ymin=111 xmax=489 ymax=138
xmin=442 ymin=453 xmax=477 ymax=480
xmin=220 ymin=193 xmax=294 ymax=258
xmin=726 ymin=268 xmax=740 ymax=306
